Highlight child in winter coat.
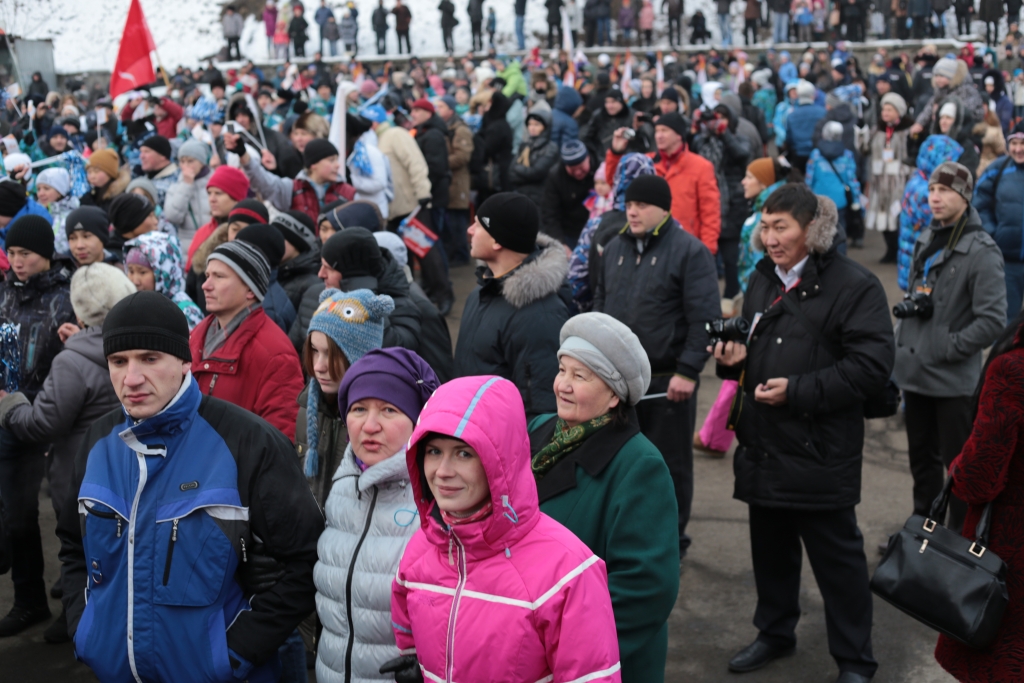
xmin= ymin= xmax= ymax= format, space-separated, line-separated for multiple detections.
xmin=639 ymin=0 xmax=655 ymax=45
xmin=691 ymin=11 xmax=710 ymax=43
xmin=805 ymin=120 xmax=859 ymax=251
xmin=34 ymin=167 xmax=78 ymax=255
xmin=123 ymin=231 xmax=205 ymax=330
xmin=618 ymin=0 xmax=636 ymax=45
xmin=274 ymin=19 xmax=291 ymax=59
xmin=386 ymin=375 xmax=622 ymax=683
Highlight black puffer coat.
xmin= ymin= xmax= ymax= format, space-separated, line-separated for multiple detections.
xmin=413 ymin=113 xmax=452 ymax=208
xmin=280 ymin=250 xmax=324 ymax=352
xmin=719 ymin=207 xmax=895 ymax=510
xmin=470 ymin=92 xmax=514 ymax=196
xmin=508 ymin=111 xmax=561 ymax=207
xmin=454 ymin=234 xmax=570 ymax=417
xmin=594 ymin=216 xmax=721 ymax=379
xmin=540 ymin=162 xmax=594 ymax=246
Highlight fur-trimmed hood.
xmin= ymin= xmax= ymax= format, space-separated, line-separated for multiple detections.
xmin=191 ymin=222 xmax=229 ymax=275
xmin=752 ymin=194 xmax=839 ymax=254
xmin=494 ymin=233 xmax=569 ymax=309
xmin=99 ymin=167 xmax=132 ymax=202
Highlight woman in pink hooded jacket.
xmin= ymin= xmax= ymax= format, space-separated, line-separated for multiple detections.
xmin=383 ymin=375 xmax=622 ymax=683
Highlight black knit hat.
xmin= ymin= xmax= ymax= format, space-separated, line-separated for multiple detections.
xmin=65 ymin=206 xmax=110 ymax=245
xmin=320 ymin=200 xmax=384 ymax=232
xmin=476 ymin=192 xmax=539 ymax=254
xmin=236 ymin=223 xmax=286 ymax=269
xmin=654 ymin=112 xmax=690 ymax=140
xmin=5 ymin=215 xmax=55 ymax=259
xmin=103 ymin=290 xmax=191 ymax=361
xmin=0 ymin=180 xmax=28 ymax=218
xmin=208 ymin=240 xmax=271 ymax=302
xmin=321 ymin=227 xmax=383 ymax=278
xmin=272 ymin=209 xmax=318 ymax=253
xmin=624 ymin=174 xmax=673 ymax=212
xmin=227 ymin=199 xmax=270 ymax=226
xmin=303 ymin=138 xmax=339 ymax=168
xmin=109 ymin=193 xmax=154 ymax=236
xmin=140 ymin=135 xmax=172 ymax=160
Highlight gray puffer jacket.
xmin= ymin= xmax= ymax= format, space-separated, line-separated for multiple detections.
xmin=894 ymin=206 xmax=1007 ymax=397
xmin=162 ymin=170 xmax=212 ymax=247
xmin=0 ymin=325 xmax=121 ymax=512
xmin=313 ymin=445 xmax=417 ymax=683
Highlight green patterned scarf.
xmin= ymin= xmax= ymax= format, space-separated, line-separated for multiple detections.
xmin=532 ymin=414 xmax=613 ymax=480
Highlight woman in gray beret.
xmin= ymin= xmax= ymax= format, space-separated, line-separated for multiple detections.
xmin=527 ymin=312 xmax=681 ymax=683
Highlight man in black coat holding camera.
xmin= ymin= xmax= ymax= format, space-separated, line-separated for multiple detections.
xmin=715 ymin=184 xmax=894 ymax=683
xmin=594 ymin=175 xmax=720 ymax=558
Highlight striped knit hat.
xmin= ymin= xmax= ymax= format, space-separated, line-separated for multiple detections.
xmin=207 ymin=240 xmax=270 ymax=302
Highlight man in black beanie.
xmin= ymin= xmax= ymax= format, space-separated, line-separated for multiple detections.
xmin=0 ymin=215 xmax=76 ymax=637
xmin=315 ymin=227 xmax=423 ymax=353
xmin=594 ymin=172 xmax=721 ymax=559
xmin=109 ymin=193 xmax=159 ymax=240
xmin=138 ymin=135 xmax=178 ymax=207
xmin=454 ymin=192 xmax=570 ymax=417
xmin=234 ymin=223 xmax=297 ymax=334
xmin=65 ymin=206 xmax=120 ymax=268
xmin=55 ymin=290 xmax=323 ymax=679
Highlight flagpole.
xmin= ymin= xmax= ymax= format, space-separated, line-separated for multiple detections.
xmin=153 ymin=46 xmax=172 ymax=89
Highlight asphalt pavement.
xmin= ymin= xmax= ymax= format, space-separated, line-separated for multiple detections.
xmin=0 ymin=228 xmax=955 ymax=682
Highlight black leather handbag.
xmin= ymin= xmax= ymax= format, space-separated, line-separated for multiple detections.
xmin=870 ymin=476 xmax=1008 ymax=649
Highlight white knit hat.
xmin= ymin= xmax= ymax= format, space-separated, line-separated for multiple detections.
xmin=795 ymin=79 xmax=816 ymax=104
xmin=71 ymin=263 xmax=137 ymax=328
xmin=939 ymin=101 xmax=958 ymax=120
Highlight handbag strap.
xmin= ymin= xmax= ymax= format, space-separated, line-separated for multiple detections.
xmin=928 ymin=467 xmax=996 ymax=545
xmin=824 ymin=156 xmax=855 ymax=204
xmin=779 ymin=293 xmax=844 ymax=360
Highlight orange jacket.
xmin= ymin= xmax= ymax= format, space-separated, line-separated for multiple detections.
xmin=605 ymin=145 xmax=721 ymax=254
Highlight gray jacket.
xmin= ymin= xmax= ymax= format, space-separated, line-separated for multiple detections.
xmin=162 ymin=171 xmax=211 ymax=246
xmin=0 ymin=326 xmax=121 ymax=508
xmin=894 ymin=206 xmax=1007 ymax=397
xmin=313 ymin=445 xmax=416 ymax=683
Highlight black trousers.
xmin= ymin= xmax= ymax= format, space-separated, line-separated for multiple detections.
xmin=719 ymin=236 xmax=741 ymax=299
xmin=749 ymin=505 xmax=878 ymax=677
xmin=472 ymin=21 xmax=483 ymax=50
xmin=635 ymin=375 xmax=696 ymax=554
xmin=668 ymin=15 xmax=682 ymax=44
xmin=376 ymin=31 xmax=387 ymax=54
xmin=903 ymin=390 xmax=971 ymax=532
xmin=397 ymin=30 xmax=411 ymax=53
xmin=0 ymin=428 xmax=47 ymax=608
xmin=548 ymin=23 xmax=563 ymax=48
xmin=293 ymin=37 xmax=306 ymax=57
xmin=226 ymin=37 xmax=241 ymax=60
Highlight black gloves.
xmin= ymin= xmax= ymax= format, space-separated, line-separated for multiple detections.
xmin=237 ymin=541 xmax=285 ymax=594
xmin=379 ymin=655 xmax=423 ymax=683
xmin=418 ymin=197 xmax=432 ymax=210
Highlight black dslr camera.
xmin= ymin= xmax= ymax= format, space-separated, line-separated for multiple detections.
xmin=706 ymin=317 xmax=751 ymax=346
xmin=893 ymin=291 xmax=934 ymax=320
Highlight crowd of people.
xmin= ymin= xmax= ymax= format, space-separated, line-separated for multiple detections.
xmin=5 ymin=20 xmax=1024 ymax=683
xmin=234 ymin=0 xmax=1024 ymax=59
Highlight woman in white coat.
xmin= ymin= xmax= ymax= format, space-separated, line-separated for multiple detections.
xmin=348 ymin=107 xmax=394 ymax=219
xmin=314 ymin=346 xmax=439 ymax=683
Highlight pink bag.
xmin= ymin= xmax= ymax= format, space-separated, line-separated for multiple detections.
xmin=699 ymin=380 xmax=738 ymax=452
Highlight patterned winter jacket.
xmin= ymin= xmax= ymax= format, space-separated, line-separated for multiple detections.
xmin=0 ymin=263 xmax=76 ymax=400
xmin=124 ymin=231 xmax=205 ymax=329
xmin=898 ymin=134 xmax=964 ymax=291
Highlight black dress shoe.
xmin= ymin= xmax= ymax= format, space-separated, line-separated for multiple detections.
xmin=728 ymin=639 xmax=796 ymax=673
xmin=43 ymin=610 xmax=70 ymax=644
xmin=0 ymin=604 xmax=52 ymax=637
xmin=836 ymin=672 xmax=873 ymax=683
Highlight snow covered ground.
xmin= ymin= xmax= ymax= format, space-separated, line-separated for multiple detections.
xmin=9 ymin=0 xmax=727 ymax=74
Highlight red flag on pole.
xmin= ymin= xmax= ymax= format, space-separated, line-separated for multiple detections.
xmin=109 ymin=0 xmax=156 ymax=98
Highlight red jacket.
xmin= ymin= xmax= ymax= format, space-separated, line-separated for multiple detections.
xmin=605 ymin=145 xmax=721 ymax=254
xmin=292 ymin=178 xmax=356 ymax=226
xmin=121 ymin=97 xmax=184 ymax=140
xmin=189 ymin=307 xmax=304 ymax=440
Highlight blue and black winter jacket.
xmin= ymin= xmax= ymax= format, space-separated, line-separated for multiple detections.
xmin=57 ymin=375 xmax=324 ymax=683
xmin=975 ymin=155 xmax=1024 ymax=264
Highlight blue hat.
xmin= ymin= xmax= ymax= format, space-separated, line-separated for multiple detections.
xmin=48 ymin=125 xmax=69 ymax=139
xmin=360 ymin=104 xmax=388 ymax=123
xmin=304 ymin=288 xmax=395 ymax=477
xmin=439 ymin=95 xmax=458 ymax=112
xmin=561 ymin=139 xmax=589 ymax=165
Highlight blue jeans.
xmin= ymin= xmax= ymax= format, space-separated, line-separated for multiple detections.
xmin=1005 ymin=261 xmax=1024 ymax=323
xmin=516 ymin=14 xmax=526 ymax=48
xmin=773 ymin=11 xmax=790 ymax=43
xmin=621 ymin=27 xmax=632 ymax=44
xmin=0 ymin=428 xmax=46 ymax=608
xmin=276 ymin=629 xmax=306 ymax=683
xmin=718 ymin=13 xmax=732 ymax=45
xmin=597 ymin=17 xmax=611 ymax=45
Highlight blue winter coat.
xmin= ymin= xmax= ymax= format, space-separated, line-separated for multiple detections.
xmin=262 ymin=272 xmax=297 ymax=334
xmin=898 ymin=135 xmax=963 ymax=290
xmin=0 ymin=198 xmax=52 ymax=250
xmin=806 ymin=142 xmax=861 ymax=209
xmin=786 ymin=103 xmax=827 ymax=157
xmin=551 ymin=86 xmax=583 ymax=151
xmin=975 ymin=155 xmax=1024 ymax=264
xmin=58 ymin=376 xmax=324 ymax=683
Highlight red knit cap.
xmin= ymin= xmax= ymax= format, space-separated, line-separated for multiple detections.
xmin=411 ymin=98 xmax=434 ymax=114
xmin=207 ymin=166 xmax=250 ymax=201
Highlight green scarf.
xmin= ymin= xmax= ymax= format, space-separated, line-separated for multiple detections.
xmin=531 ymin=414 xmax=613 ymax=480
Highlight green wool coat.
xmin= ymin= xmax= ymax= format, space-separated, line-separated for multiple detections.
xmin=529 ymin=411 xmax=680 ymax=683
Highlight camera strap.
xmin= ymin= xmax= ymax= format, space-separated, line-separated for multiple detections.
xmin=921 ymin=211 xmax=969 ymax=288
xmin=779 ymin=293 xmax=844 ymax=361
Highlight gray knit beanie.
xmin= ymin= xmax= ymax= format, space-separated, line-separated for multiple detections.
xmin=557 ymin=313 xmax=652 ymax=406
